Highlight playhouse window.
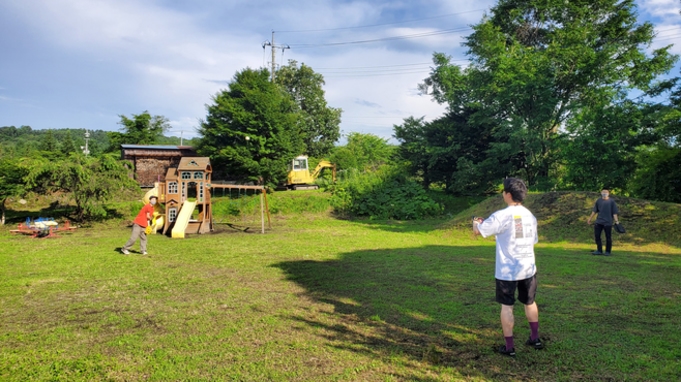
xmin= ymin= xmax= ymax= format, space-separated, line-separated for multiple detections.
xmin=199 ymin=182 xmax=204 ymax=201
xmin=168 ymin=181 xmax=178 ymax=194
xmin=194 ymin=171 xmax=203 ymax=179
xmin=181 ymin=172 xmax=191 ymax=180
xmin=181 ymin=182 xmax=187 ymax=200
xmin=168 ymin=208 xmax=177 ymax=222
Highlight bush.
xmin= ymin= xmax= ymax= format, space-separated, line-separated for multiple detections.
xmin=328 ymin=166 xmax=442 ymax=220
xmin=630 ymin=146 xmax=681 ymax=203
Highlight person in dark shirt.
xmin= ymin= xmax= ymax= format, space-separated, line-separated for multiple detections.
xmin=587 ymin=188 xmax=620 ymax=256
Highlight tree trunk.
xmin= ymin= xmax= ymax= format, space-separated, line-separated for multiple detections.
xmin=1 ymin=198 xmax=6 ymax=225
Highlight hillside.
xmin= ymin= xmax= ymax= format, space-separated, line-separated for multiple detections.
xmin=447 ymin=191 xmax=681 ymax=247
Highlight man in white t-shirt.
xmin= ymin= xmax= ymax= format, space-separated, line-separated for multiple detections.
xmin=473 ymin=178 xmax=543 ymax=357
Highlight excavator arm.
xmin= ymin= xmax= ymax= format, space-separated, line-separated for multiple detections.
xmin=311 ymin=161 xmax=336 ymax=181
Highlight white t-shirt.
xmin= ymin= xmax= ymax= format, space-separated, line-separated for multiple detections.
xmin=477 ymin=205 xmax=538 ymax=281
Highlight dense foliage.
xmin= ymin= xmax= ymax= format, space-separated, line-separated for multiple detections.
xmin=330 ymin=132 xmax=396 ymax=172
xmin=329 ymin=166 xmax=442 ymax=220
xmin=24 ymin=153 xmax=138 ymax=221
xmin=106 ymin=111 xmax=171 ymax=151
xmin=0 ymin=125 xmax=110 ymax=156
xmin=397 ymin=0 xmax=679 ymax=198
xmin=197 ymin=68 xmax=305 ymax=186
xmin=276 ymin=60 xmax=342 ymax=158
xmin=197 ymin=64 xmax=342 ymax=186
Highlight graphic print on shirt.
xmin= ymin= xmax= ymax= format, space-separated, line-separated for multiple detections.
xmin=513 ymin=215 xmax=535 ymax=258
xmin=514 ymin=215 xmax=524 ymax=238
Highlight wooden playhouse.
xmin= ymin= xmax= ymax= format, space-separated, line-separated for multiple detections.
xmin=156 ymin=157 xmax=213 ymax=238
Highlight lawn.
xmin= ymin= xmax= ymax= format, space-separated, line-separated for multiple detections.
xmin=1 ymin=198 xmax=680 ymax=381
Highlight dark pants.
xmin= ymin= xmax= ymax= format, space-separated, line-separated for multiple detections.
xmin=594 ymin=224 xmax=612 ymax=253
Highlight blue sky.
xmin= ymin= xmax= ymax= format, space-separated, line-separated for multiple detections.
xmin=1 ymin=0 xmax=680 ymax=143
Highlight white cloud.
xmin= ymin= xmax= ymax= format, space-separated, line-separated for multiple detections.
xmin=2 ymin=0 xmax=675 ymax=143
xmin=639 ymin=0 xmax=681 ymax=19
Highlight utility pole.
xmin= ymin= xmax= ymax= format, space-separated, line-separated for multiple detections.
xmin=81 ymin=129 xmax=90 ymax=156
xmin=170 ymin=130 xmax=189 ymax=146
xmin=262 ymin=31 xmax=290 ymax=83
xmin=271 ymin=31 xmax=276 ymax=82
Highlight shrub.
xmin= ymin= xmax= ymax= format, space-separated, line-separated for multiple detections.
xmin=328 ymin=166 xmax=442 ymax=220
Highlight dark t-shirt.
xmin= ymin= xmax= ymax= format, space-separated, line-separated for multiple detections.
xmin=592 ymin=198 xmax=619 ymax=226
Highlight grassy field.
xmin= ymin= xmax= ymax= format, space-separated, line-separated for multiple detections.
xmin=1 ymin=192 xmax=680 ymax=381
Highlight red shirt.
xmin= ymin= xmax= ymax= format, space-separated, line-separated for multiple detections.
xmin=134 ymin=203 xmax=155 ymax=227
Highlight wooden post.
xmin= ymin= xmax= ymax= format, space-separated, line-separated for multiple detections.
xmin=260 ymin=192 xmax=265 ymax=234
xmin=263 ymin=188 xmax=272 ymax=229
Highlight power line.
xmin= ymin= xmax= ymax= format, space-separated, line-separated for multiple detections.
xmin=322 ymin=70 xmax=432 ymax=78
xmin=320 ymin=66 xmax=431 ymax=74
xmin=314 ymin=62 xmax=432 ymax=69
xmin=288 ymin=27 xmax=473 ymax=49
xmin=314 ymin=59 xmax=470 ymax=71
xmin=655 ymin=33 xmax=681 ymax=42
xmin=275 ymin=8 xmax=486 ymax=33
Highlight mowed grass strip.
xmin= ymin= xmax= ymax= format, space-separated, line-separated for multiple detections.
xmin=1 ymin=213 xmax=680 ymax=381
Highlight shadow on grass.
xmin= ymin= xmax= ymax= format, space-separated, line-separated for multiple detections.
xmin=4 ymin=204 xmax=125 ymax=226
xmin=273 ymin=245 xmax=681 ymax=381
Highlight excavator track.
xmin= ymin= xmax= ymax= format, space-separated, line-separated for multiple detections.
xmin=292 ymin=185 xmax=319 ymax=190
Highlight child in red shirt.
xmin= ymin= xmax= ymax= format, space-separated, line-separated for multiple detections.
xmin=121 ymin=195 xmax=157 ymax=255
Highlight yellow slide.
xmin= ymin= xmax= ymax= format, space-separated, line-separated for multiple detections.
xmin=171 ymin=201 xmax=196 ymax=239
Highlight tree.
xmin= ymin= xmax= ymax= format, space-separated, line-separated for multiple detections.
xmin=61 ymin=130 xmax=77 ymax=155
xmin=107 ymin=111 xmax=170 ymax=150
xmin=24 ymin=154 xmax=138 ymax=221
xmin=330 ymin=132 xmax=395 ymax=171
xmin=419 ymin=0 xmax=677 ymax=191
xmin=40 ymin=129 xmax=58 ymax=152
xmin=558 ymin=100 xmax=671 ymax=191
xmin=394 ymin=107 xmax=503 ymax=193
xmin=276 ymin=60 xmax=342 ymax=157
xmin=0 ymin=157 xmax=29 ymax=225
xmin=630 ymin=145 xmax=681 ymax=202
xmin=197 ymin=67 xmax=305 ymax=185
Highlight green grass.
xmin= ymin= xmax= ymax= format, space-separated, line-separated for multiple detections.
xmin=1 ymin=192 xmax=681 ymax=381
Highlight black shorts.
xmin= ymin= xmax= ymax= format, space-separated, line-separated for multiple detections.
xmin=496 ymin=274 xmax=538 ymax=306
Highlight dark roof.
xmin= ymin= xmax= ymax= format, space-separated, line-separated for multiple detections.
xmin=121 ymin=144 xmax=192 ymax=150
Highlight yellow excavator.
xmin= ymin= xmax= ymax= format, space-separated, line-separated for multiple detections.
xmin=285 ymin=155 xmax=336 ymax=190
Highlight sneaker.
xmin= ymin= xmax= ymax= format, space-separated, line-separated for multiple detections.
xmin=141 ymin=252 xmax=148 ymax=255
xmin=591 ymin=251 xmax=603 ymax=255
xmin=121 ymin=249 xmax=130 ymax=255
xmin=526 ymin=337 xmax=544 ymax=350
xmin=498 ymin=345 xmax=516 ymax=357
xmin=604 ymin=252 xmax=611 ymax=256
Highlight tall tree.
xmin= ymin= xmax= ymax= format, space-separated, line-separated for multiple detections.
xmin=197 ymin=67 xmax=305 ymax=185
xmin=394 ymin=106 xmax=502 ymax=194
xmin=40 ymin=129 xmax=58 ymax=152
xmin=419 ymin=0 xmax=677 ymax=190
xmin=107 ymin=111 xmax=170 ymax=150
xmin=276 ymin=60 xmax=342 ymax=157
xmin=60 ymin=130 xmax=77 ymax=155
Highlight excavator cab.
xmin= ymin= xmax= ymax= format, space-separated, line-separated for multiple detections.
xmin=285 ymin=155 xmax=335 ymax=190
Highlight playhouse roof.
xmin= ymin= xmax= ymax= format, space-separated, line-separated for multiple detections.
xmin=178 ymin=157 xmax=212 ymax=172
xmin=165 ymin=167 xmax=178 ymax=180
